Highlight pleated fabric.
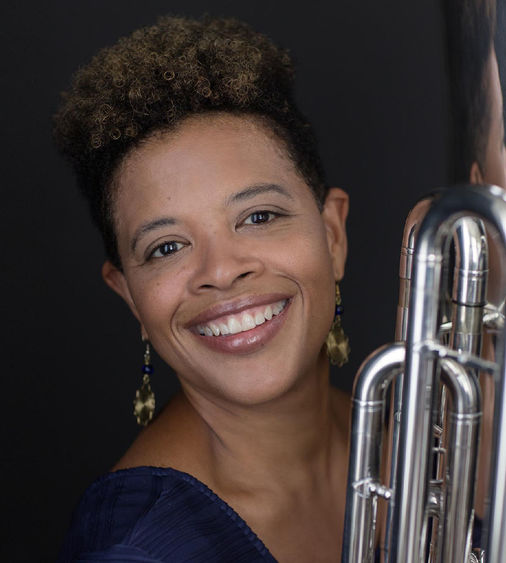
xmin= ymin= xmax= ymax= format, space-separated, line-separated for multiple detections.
xmin=58 ymin=466 xmax=277 ymax=562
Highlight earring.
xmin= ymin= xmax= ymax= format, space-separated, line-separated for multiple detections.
xmin=133 ymin=339 xmax=155 ymax=426
xmin=325 ymin=283 xmax=350 ymax=367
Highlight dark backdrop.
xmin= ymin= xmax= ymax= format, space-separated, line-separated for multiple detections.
xmin=2 ymin=1 xmax=449 ymax=561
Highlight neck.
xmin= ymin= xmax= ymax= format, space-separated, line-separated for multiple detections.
xmin=180 ymin=353 xmax=344 ymax=494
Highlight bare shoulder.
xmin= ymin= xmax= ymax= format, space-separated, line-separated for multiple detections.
xmin=112 ymin=391 xmax=210 ymax=474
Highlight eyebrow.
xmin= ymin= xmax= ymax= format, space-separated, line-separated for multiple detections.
xmin=130 ymin=183 xmax=293 ymax=253
xmin=131 ymin=217 xmax=176 ymax=253
xmin=225 ymin=183 xmax=294 ymax=206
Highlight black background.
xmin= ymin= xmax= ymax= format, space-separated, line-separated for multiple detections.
xmin=0 ymin=0 xmax=475 ymax=560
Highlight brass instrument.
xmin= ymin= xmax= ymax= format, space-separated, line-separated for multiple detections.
xmin=342 ymin=184 xmax=506 ymax=562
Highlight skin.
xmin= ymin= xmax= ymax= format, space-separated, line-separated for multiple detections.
xmin=470 ymin=50 xmax=506 ymax=191
xmin=469 ymin=48 xmax=505 ymax=309
xmin=102 ymin=113 xmax=351 ymax=562
xmin=469 ymin=48 xmax=506 ymax=521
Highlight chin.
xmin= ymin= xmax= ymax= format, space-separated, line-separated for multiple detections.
xmin=179 ymin=354 xmax=311 ymax=407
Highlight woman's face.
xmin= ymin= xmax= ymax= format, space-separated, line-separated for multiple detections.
xmin=472 ymin=50 xmax=506 ymax=188
xmin=104 ymin=115 xmax=348 ymax=406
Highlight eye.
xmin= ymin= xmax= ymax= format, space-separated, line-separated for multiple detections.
xmin=243 ymin=211 xmax=278 ymax=225
xmin=149 ymin=240 xmax=185 ymax=259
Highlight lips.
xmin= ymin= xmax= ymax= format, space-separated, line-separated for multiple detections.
xmin=196 ymin=299 xmax=287 ymax=337
xmin=188 ymin=296 xmax=291 ymax=354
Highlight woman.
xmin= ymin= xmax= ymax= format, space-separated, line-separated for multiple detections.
xmin=54 ymin=16 xmax=351 ymax=562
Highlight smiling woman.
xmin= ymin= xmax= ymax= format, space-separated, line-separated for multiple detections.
xmin=54 ymin=16 xmax=350 ymax=563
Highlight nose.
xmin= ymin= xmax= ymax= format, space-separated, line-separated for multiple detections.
xmin=188 ymin=233 xmax=264 ymax=292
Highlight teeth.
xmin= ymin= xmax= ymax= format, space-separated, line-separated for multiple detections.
xmin=209 ymin=323 xmax=220 ymax=336
xmin=228 ymin=317 xmax=242 ymax=335
xmin=272 ymin=302 xmax=283 ymax=315
xmin=197 ymin=299 xmax=287 ymax=337
xmin=241 ymin=314 xmax=256 ymax=331
xmin=254 ymin=311 xmax=265 ymax=325
xmin=218 ymin=322 xmax=229 ymax=335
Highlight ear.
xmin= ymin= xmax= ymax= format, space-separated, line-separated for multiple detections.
xmin=322 ymin=188 xmax=349 ymax=280
xmin=470 ymin=161 xmax=485 ymax=184
xmin=102 ymin=261 xmax=147 ymax=337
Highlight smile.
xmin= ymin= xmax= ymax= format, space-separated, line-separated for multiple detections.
xmin=189 ymin=295 xmax=291 ymax=355
xmin=196 ymin=299 xmax=288 ymax=337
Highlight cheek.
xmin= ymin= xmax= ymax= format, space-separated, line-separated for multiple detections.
xmin=271 ymin=219 xmax=333 ymax=274
xmin=126 ymin=272 xmax=183 ymax=334
xmin=278 ymin=224 xmax=336 ymax=316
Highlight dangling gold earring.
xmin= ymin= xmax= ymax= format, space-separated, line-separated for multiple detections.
xmin=325 ymin=283 xmax=350 ymax=367
xmin=133 ymin=339 xmax=155 ymax=426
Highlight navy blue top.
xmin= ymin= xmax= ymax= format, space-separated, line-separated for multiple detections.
xmin=58 ymin=466 xmax=278 ymax=562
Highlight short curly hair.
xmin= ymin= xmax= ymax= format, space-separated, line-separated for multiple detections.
xmin=53 ymin=15 xmax=326 ymax=268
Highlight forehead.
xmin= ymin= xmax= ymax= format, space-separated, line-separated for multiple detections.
xmin=112 ymin=114 xmax=304 ymax=210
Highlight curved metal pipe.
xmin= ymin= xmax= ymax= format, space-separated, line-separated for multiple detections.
xmin=451 ymin=218 xmax=488 ymax=358
xmin=439 ymin=358 xmax=482 ymax=563
xmin=391 ymin=184 xmax=506 ymax=562
xmin=385 ymin=197 xmax=433 ymax=561
xmin=342 ymin=342 xmax=405 ymax=563
xmin=389 ymin=211 xmax=487 ymax=562
xmin=396 ymin=197 xmax=433 ymax=342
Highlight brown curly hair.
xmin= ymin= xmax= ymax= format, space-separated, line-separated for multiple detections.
xmin=53 ymin=15 xmax=326 ymax=268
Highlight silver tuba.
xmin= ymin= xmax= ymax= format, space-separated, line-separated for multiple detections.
xmin=342 ymin=184 xmax=506 ymax=562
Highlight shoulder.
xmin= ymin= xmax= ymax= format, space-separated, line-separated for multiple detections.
xmin=58 ymin=467 xmax=275 ymax=563
xmin=112 ymin=392 xmax=211 ymax=474
xmin=57 ymin=467 xmax=181 ymax=562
